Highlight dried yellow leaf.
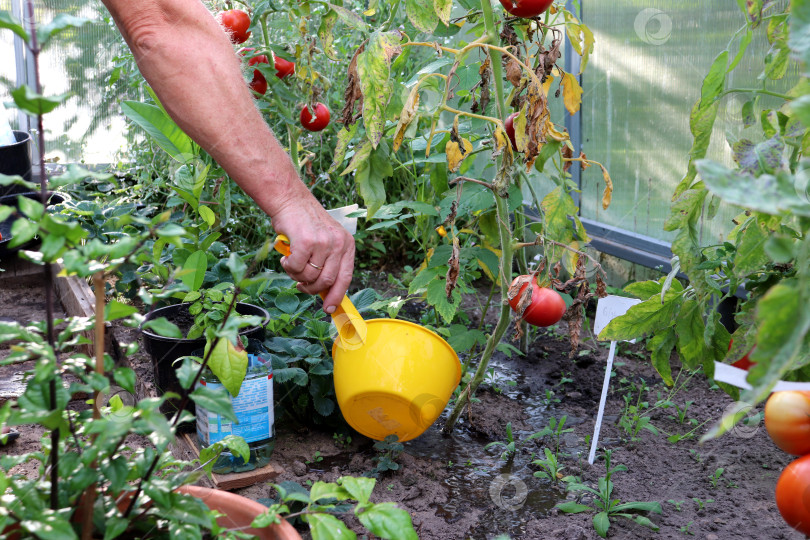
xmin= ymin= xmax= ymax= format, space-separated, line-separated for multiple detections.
xmin=600 ymin=164 xmax=613 ymax=210
xmin=393 ymin=85 xmax=420 ymax=152
xmin=446 ymin=137 xmax=473 ymax=173
xmin=560 ymin=72 xmax=583 ymax=115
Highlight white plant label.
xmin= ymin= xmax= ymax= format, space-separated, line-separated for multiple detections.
xmin=593 ymin=295 xmax=642 ymax=343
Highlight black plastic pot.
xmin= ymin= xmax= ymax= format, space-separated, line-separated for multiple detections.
xmin=0 ymin=192 xmax=67 ymax=260
xmin=0 ymin=131 xmax=33 ymax=195
xmin=142 ymin=302 xmax=270 ymax=422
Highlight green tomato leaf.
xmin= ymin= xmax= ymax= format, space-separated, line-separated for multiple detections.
xmin=356 ymin=502 xmax=418 ymax=540
xmin=599 ymin=290 xmax=682 ymax=341
xmin=327 ymin=3 xmax=367 ymax=31
xmin=406 ymin=0 xmax=439 ymax=33
xmin=318 ymin=9 xmax=339 ymax=60
xmin=204 ymin=337 xmax=248 ymax=398
xmin=357 ymin=30 xmax=402 ymax=147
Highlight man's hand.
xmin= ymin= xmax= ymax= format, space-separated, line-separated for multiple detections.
xmin=100 ymin=0 xmax=355 ymax=310
xmin=271 ymin=194 xmax=355 ymax=314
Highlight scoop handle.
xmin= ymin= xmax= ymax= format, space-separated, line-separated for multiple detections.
xmin=273 ymin=235 xmax=366 ymax=348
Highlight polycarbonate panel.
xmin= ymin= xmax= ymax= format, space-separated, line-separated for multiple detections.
xmin=2 ymin=0 xmax=132 ymax=164
xmin=579 ymin=0 xmax=798 ymax=244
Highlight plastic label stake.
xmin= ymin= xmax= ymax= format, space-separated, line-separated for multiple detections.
xmin=588 ymin=295 xmax=642 ymax=465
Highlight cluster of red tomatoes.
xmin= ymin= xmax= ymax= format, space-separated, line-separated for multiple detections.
xmin=216 ymin=9 xmax=330 ymax=132
xmin=507 ymin=275 xmax=567 ymax=327
xmin=764 ymin=390 xmax=810 ymax=536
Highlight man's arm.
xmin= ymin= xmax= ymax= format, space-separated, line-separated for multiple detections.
xmin=101 ymin=0 xmax=353 ymax=313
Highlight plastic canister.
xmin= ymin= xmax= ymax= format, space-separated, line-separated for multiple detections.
xmin=196 ymin=352 xmax=275 ymax=474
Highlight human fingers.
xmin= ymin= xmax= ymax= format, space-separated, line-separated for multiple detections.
xmin=319 ymin=235 xmax=355 ymax=313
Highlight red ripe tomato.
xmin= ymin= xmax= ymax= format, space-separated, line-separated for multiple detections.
xmin=504 ymin=112 xmax=518 ymax=151
xmin=217 ymin=9 xmax=251 ymax=44
xmin=765 ymin=391 xmax=810 ymax=456
xmin=775 ymin=454 xmax=810 ymax=537
xmin=248 ymin=55 xmax=269 ymax=96
xmin=507 ymin=275 xmax=566 ymax=327
xmin=273 ymin=56 xmax=295 ymax=79
xmin=499 ymin=0 xmax=554 ymax=18
xmin=300 ymin=103 xmax=330 ymax=132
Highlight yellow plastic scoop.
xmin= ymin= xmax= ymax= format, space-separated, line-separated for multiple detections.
xmin=273 ymin=235 xmax=366 ymax=348
xmin=273 ymin=235 xmax=460 ymax=442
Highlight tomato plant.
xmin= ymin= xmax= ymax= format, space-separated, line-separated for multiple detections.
xmin=504 ymin=112 xmax=518 ymax=151
xmin=217 ymin=9 xmax=251 ymax=44
xmin=765 ymin=391 xmax=810 ymax=456
xmin=499 ymin=0 xmax=555 ymax=18
xmin=507 ymin=275 xmax=566 ymax=327
xmin=300 ymin=102 xmax=330 ymax=132
xmin=776 ymin=454 xmax=810 ymax=537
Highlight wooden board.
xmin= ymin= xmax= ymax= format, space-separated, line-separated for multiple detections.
xmin=51 ymin=263 xmax=96 ymax=356
xmin=174 ymin=432 xmax=283 ymax=491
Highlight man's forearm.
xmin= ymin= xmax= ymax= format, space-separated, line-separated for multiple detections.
xmin=102 ymin=0 xmax=310 ymax=218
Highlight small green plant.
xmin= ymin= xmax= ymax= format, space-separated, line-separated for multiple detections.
xmin=371 ymin=435 xmax=404 ymax=476
xmin=618 ymin=382 xmax=659 ymax=442
xmin=708 ymin=468 xmax=725 ymax=488
xmin=532 ymin=448 xmax=577 ymax=485
xmin=680 ymin=521 xmax=695 ymax=536
xmin=255 ymin=476 xmax=418 ymax=539
xmin=692 ymin=497 xmax=715 ymax=511
xmin=689 ymin=449 xmax=702 ymax=463
xmin=538 ymin=415 xmax=575 ymax=458
xmin=484 ymin=422 xmax=547 ymax=461
xmin=668 ymin=499 xmax=685 ymax=511
xmin=306 ymin=451 xmax=323 ymax=465
xmin=333 ymin=432 xmax=352 ymax=450
xmin=668 ymin=400 xmax=696 ymax=425
xmin=556 ymin=450 xmax=662 ymax=538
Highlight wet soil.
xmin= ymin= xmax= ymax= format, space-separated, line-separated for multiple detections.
xmin=0 ymin=275 xmax=804 ymax=539
xmin=232 ymin=318 xmax=803 ymax=540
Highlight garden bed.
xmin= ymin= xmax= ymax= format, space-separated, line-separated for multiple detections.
xmin=0 ymin=273 xmax=803 ymax=539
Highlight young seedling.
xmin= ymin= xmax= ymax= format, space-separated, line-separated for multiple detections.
xmin=689 ymin=449 xmax=702 ymax=463
xmin=692 ymin=497 xmax=714 ymax=511
xmin=556 ymin=450 xmax=662 ymax=538
xmin=680 ymin=521 xmax=695 ymax=536
xmin=708 ymin=468 xmax=725 ymax=488
xmin=532 ymin=448 xmax=577 ymax=485
xmin=306 ymin=451 xmax=323 ymax=465
xmin=484 ymin=422 xmax=547 ymax=461
xmin=371 ymin=435 xmax=404 ymax=476
xmin=668 ymin=499 xmax=685 ymax=511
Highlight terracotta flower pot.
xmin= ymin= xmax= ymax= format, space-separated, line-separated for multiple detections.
xmin=177 ymin=485 xmax=301 ymax=540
